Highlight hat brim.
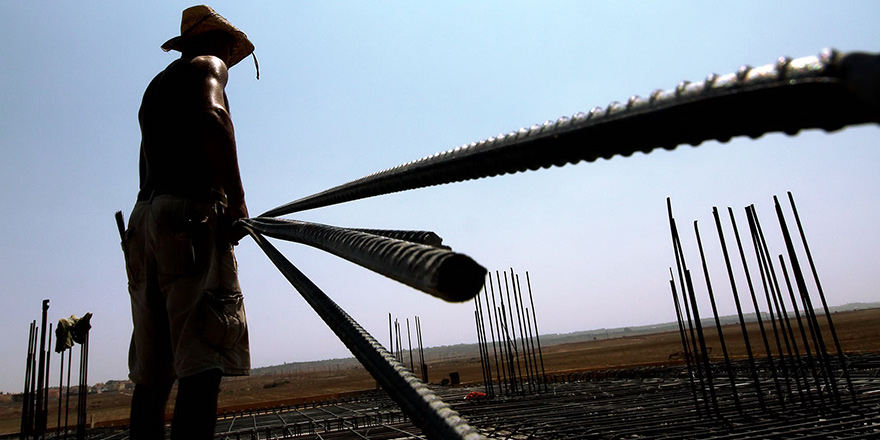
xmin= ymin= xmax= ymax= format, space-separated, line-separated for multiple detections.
xmin=161 ymin=14 xmax=254 ymax=68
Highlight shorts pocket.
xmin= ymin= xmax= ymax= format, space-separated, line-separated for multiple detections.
xmin=198 ymin=290 xmax=246 ymax=351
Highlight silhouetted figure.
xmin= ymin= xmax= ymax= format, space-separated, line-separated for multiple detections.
xmin=122 ymin=5 xmax=255 ymax=439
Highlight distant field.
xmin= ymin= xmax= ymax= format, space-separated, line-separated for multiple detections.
xmin=2 ymin=307 xmax=877 ymax=435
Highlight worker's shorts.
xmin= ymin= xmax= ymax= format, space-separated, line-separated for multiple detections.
xmin=123 ymin=194 xmax=250 ymax=385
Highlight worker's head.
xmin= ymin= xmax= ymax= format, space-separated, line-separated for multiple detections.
xmin=161 ymin=5 xmax=254 ymax=68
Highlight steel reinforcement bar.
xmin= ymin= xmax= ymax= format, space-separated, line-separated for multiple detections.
xmin=239 ymin=217 xmax=486 ymax=302
xmin=243 ymin=227 xmax=485 ymax=440
xmin=262 ymin=49 xmax=880 ymax=217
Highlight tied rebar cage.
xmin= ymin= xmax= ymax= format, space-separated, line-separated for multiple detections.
xmin=238 ymin=49 xmax=879 ymax=439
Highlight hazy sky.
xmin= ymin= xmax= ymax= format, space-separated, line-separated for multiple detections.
xmin=1 ymin=2 xmax=878 ymax=393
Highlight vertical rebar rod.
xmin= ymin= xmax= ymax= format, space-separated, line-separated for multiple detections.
xmin=670 ymin=274 xmax=701 ymax=415
xmin=512 ymin=272 xmax=533 ymax=393
xmin=65 ymin=345 xmax=72 ymax=439
xmin=523 ymin=307 xmax=540 ymax=393
xmin=35 ymin=300 xmax=49 ymax=438
xmin=672 ymin=230 xmax=704 ymax=389
xmin=483 ymin=280 xmax=502 ymax=397
xmin=774 ymin=197 xmax=841 ymax=403
xmin=752 ymin=205 xmax=810 ymax=405
xmin=785 ymin=192 xmax=856 ymax=401
xmin=713 ymin=207 xmax=765 ymax=411
xmin=407 ymin=319 xmax=415 ymax=373
xmin=416 ymin=316 xmax=427 ymax=383
xmin=498 ymin=307 xmax=516 ymax=395
xmin=667 ymin=199 xmax=710 ymax=415
xmin=684 ymin=268 xmax=721 ymax=416
xmin=694 ymin=220 xmax=742 ymax=415
xmin=778 ymin=255 xmax=827 ymax=410
xmin=747 ymin=207 xmax=787 ymax=360
xmin=479 ymin=304 xmax=494 ymax=397
xmin=478 ymin=287 xmax=496 ymax=397
xmin=746 ymin=207 xmax=794 ymax=402
xmin=473 ymin=294 xmax=488 ymax=395
xmin=474 ymin=310 xmax=489 ymax=394
xmin=489 ymin=272 xmax=509 ymax=395
xmin=21 ymin=321 xmax=35 ymax=439
xmin=29 ymin=332 xmax=37 ymax=439
xmin=730 ymin=207 xmax=785 ymax=407
xmin=474 ymin=295 xmax=493 ymax=396
xmin=397 ymin=320 xmax=404 ymax=364
xmin=58 ymin=349 xmax=64 ymax=438
xmin=496 ymin=270 xmax=515 ymax=394
xmin=525 ymin=272 xmax=548 ymax=392
xmin=389 ymin=313 xmax=394 ymax=359
xmin=44 ymin=323 xmax=52 ymax=436
xmin=502 ymin=271 xmax=523 ymax=394
xmin=77 ymin=333 xmax=88 ymax=440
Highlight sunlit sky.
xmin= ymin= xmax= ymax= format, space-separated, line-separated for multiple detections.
xmin=1 ymin=2 xmax=878 ymax=393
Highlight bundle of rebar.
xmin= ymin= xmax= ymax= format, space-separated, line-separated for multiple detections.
xmin=473 ymin=269 xmax=547 ymax=398
xmin=667 ymin=192 xmax=856 ymax=420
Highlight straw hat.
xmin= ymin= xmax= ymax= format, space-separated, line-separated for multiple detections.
xmin=161 ymin=5 xmax=254 ymax=68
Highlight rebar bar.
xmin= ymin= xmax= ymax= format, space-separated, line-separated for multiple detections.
xmin=784 ymin=192 xmax=857 ymax=401
xmin=669 ymin=274 xmax=701 ymax=415
xmin=21 ymin=320 xmax=35 ymax=439
xmin=730 ymin=207 xmax=785 ymax=406
xmin=778 ymin=254 xmax=828 ymax=410
xmin=240 ymin=217 xmax=486 ymax=303
xmin=774 ymin=196 xmax=842 ymax=403
xmin=525 ymin=272 xmax=548 ymax=392
xmin=694 ymin=220 xmax=743 ymax=414
xmin=751 ymin=205 xmax=812 ymax=405
xmin=747 ymin=206 xmax=795 ymax=402
xmin=512 ymin=272 xmax=533 ymax=393
xmin=474 ymin=290 xmax=494 ymax=397
xmin=416 ymin=316 xmax=427 ymax=383
xmin=482 ymin=282 xmax=502 ymax=397
xmin=668 ymin=200 xmax=712 ymax=416
xmin=245 ymin=228 xmax=483 ymax=440
xmin=262 ymin=50 xmax=880 ymax=218
xmin=35 ymin=300 xmax=49 ymax=438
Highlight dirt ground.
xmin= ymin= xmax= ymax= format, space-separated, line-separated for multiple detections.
xmin=2 ymin=308 xmax=877 ymax=434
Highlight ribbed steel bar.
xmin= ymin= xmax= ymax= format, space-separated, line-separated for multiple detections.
xmin=712 ymin=207 xmax=766 ymax=410
xmin=353 ymin=229 xmax=447 ymax=248
xmin=752 ymin=204 xmax=813 ymax=406
xmin=746 ymin=206 xmax=795 ymax=401
xmin=784 ymin=192 xmax=857 ymax=401
xmin=244 ymin=228 xmax=484 ymax=440
xmin=525 ymin=272 xmax=548 ymax=392
xmin=694 ymin=220 xmax=743 ymax=415
xmin=240 ymin=217 xmax=486 ymax=303
xmin=667 ymin=200 xmax=711 ymax=416
xmin=778 ymin=254 xmax=828 ymax=410
xmin=263 ymin=49 xmax=880 ymax=217
xmin=21 ymin=321 xmax=35 ymax=438
xmin=730 ymin=207 xmax=785 ymax=406
xmin=669 ymin=272 xmax=701 ymax=415
xmin=773 ymin=196 xmax=842 ymax=402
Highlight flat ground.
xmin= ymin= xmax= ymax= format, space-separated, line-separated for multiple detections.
xmin=2 ymin=308 xmax=877 ymax=435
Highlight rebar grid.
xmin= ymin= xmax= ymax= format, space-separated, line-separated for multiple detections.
xmin=198 ymin=355 xmax=880 ymax=440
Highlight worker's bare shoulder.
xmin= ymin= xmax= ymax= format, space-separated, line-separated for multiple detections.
xmin=185 ymin=55 xmax=229 ymax=84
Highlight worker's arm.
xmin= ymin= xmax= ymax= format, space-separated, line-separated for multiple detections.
xmin=191 ymin=55 xmax=249 ymax=222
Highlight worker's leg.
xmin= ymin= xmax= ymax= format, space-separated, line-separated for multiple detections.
xmin=130 ymin=381 xmax=172 ymax=440
xmin=170 ymin=368 xmax=223 ymax=440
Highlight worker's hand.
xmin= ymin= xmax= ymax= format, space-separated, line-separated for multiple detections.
xmin=223 ymin=203 xmax=249 ymax=245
